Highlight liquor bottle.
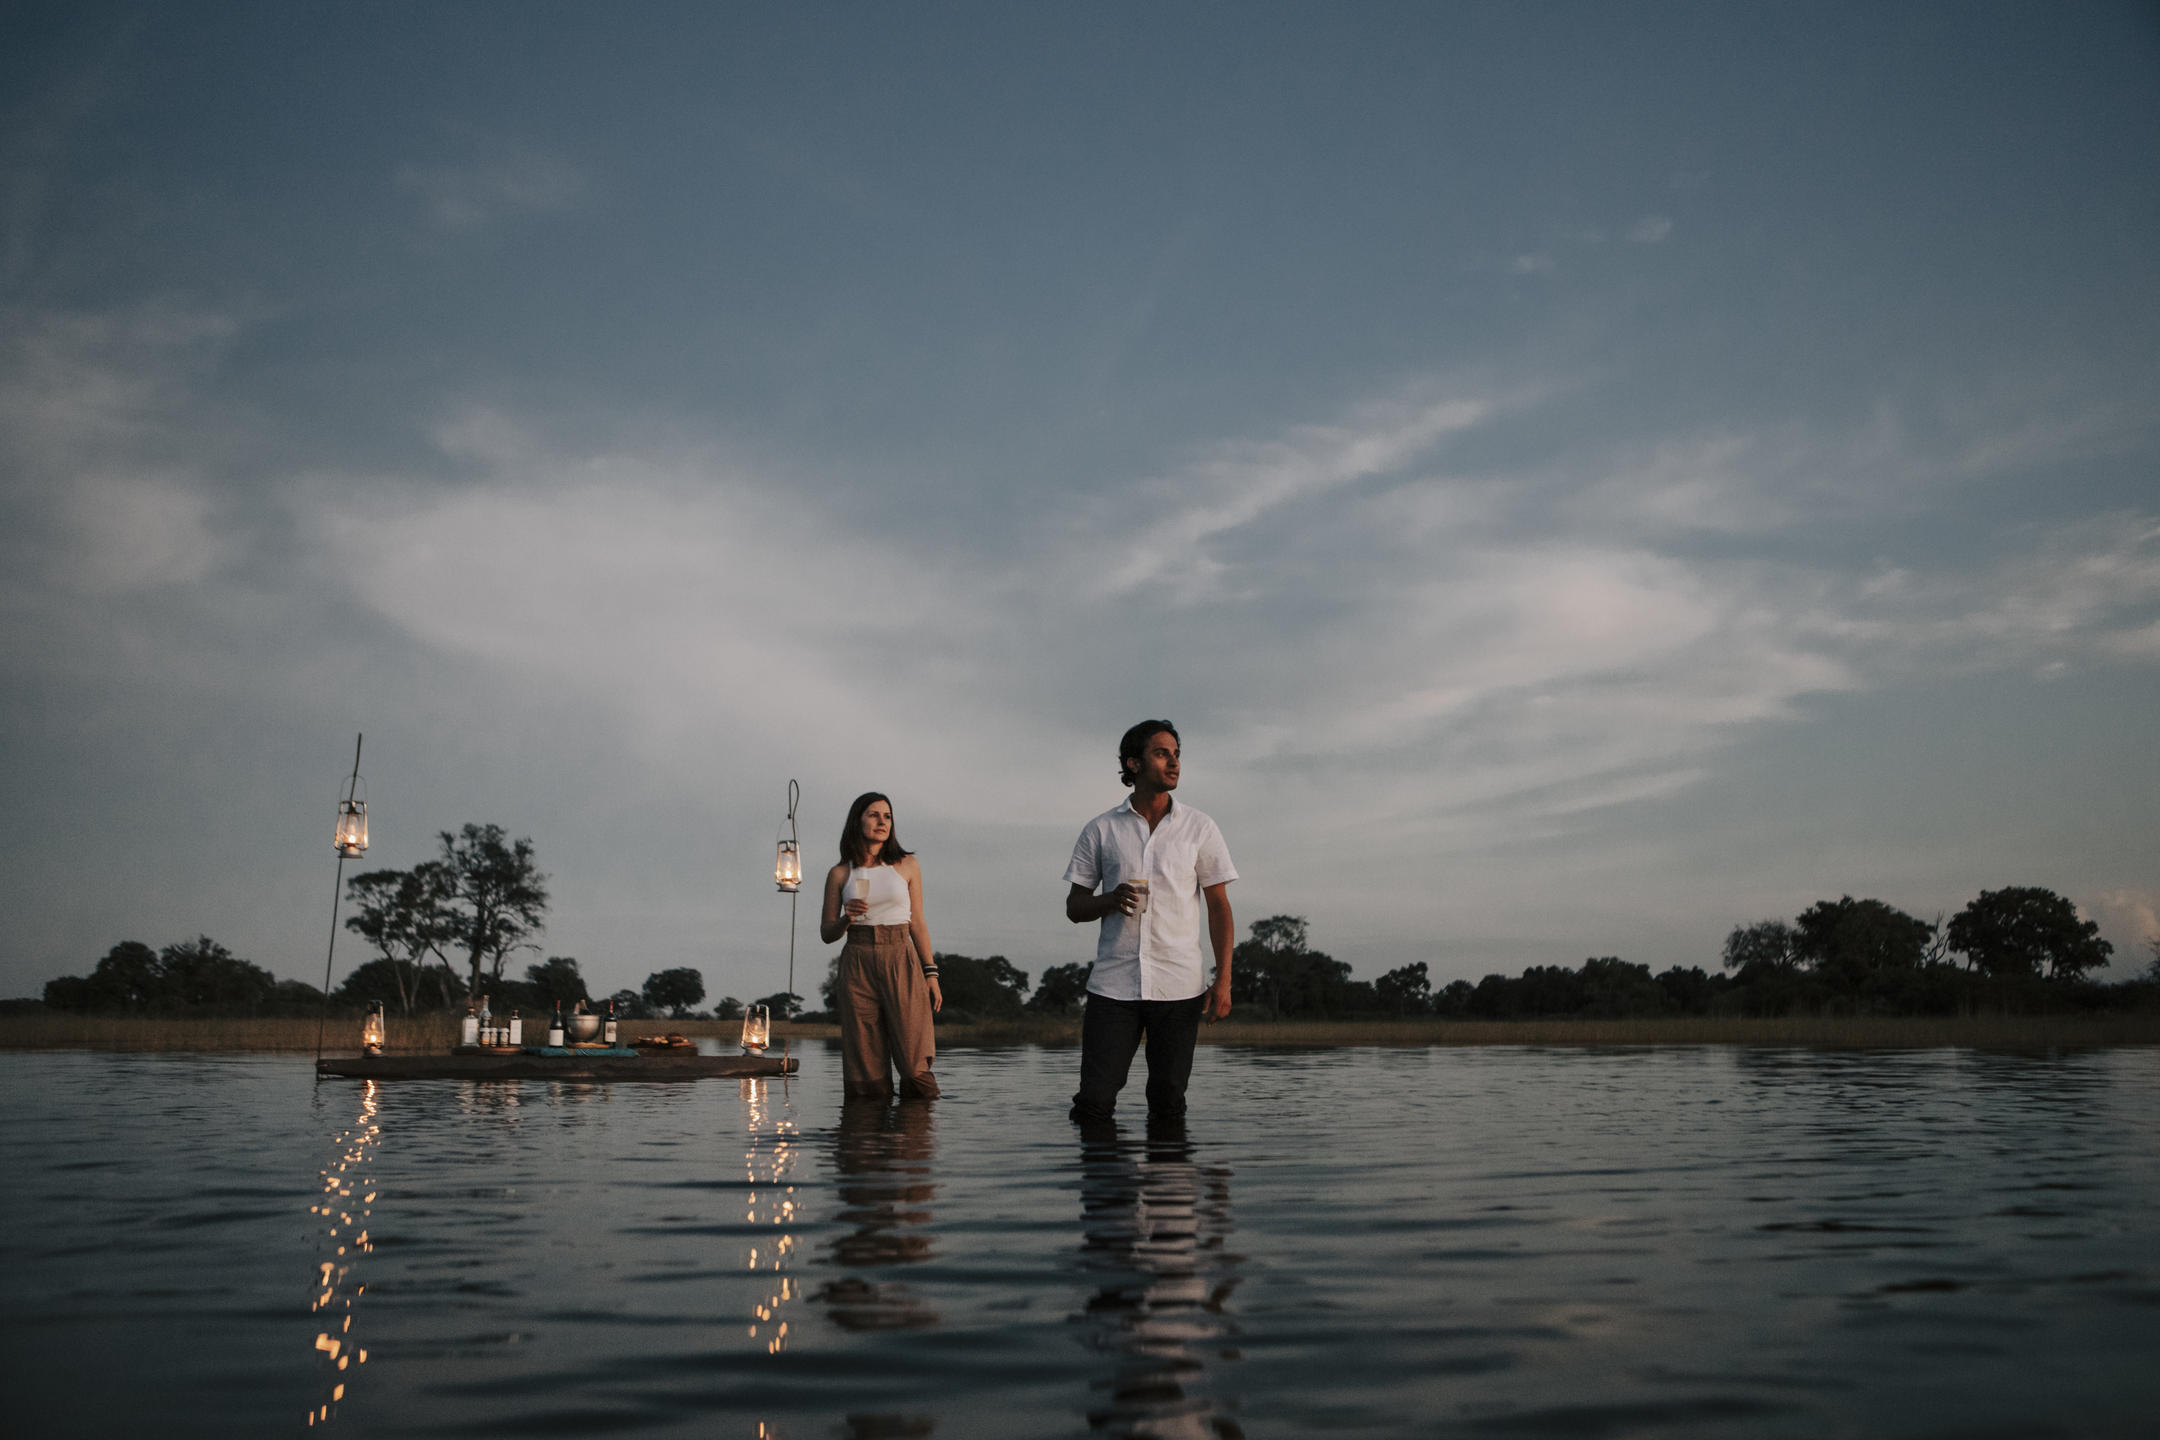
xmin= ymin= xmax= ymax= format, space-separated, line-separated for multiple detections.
xmin=478 ymin=992 xmax=493 ymax=1046
xmin=603 ymin=999 xmax=618 ymax=1047
xmin=547 ymin=1000 xmax=565 ymax=1048
xmin=459 ymin=997 xmax=480 ymax=1048
xmin=508 ymin=1009 xmax=523 ymax=1047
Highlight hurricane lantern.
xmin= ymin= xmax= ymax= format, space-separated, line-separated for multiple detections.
xmin=775 ymin=836 xmax=801 ymax=892
xmin=362 ymin=1001 xmax=386 ymax=1054
xmin=740 ymin=1003 xmax=772 ymax=1054
xmin=334 ymin=797 xmax=369 ymax=857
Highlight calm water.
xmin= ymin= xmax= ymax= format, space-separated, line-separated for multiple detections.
xmin=2 ymin=1042 xmax=2156 ymax=1438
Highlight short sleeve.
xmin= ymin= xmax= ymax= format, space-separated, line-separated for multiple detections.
xmin=1063 ymin=821 xmax=1102 ymax=888
xmin=1194 ymin=818 xmax=1237 ymax=888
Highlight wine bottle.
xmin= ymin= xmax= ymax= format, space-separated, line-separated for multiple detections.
xmin=547 ymin=1000 xmax=565 ymax=1048
xmin=603 ymin=999 xmax=618 ymax=1047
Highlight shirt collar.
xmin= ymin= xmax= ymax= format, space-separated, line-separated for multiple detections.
xmin=1119 ymin=794 xmax=1176 ymax=819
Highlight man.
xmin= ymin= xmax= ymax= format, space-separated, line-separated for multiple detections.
xmin=1063 ymin=719 xmax=1237 ymax=1122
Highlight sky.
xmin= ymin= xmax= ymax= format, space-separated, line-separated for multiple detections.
xmin=3 ymin=1 xmax=2157 ymax=1006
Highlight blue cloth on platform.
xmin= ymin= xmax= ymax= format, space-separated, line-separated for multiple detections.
xmin=521 ymin=1045 xmax=642 ymax=1057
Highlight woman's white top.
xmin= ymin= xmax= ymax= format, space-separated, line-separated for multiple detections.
xmin=847 ymin=864 xmax=912 ymax=926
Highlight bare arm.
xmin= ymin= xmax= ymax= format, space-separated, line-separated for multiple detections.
xmin=818 ymin=865 xmax=851 ymax=944
xmin=1203 ymin=882 xmax=1234 ymax=1021
xmin=903 ymin=858 xmax=941 ymax=1013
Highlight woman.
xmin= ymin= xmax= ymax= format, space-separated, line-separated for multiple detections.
xmin=820 ymin=792 xmax=942 ymax=1099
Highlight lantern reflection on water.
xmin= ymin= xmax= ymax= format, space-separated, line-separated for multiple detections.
xmin=740 ymin=1079 xmax=801 ymax=1358
xmin=307 ymin=1081 xmax=381 ymax=1427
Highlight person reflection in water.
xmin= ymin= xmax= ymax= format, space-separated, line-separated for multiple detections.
xmin=816 ymin=1096 xmax=939 ymax=1332
xmin=821 ymin=791 xmax=942 ymax=1099
xmin=1075 ymin=1118 xmax=1243 ymax=1438
xmin=1065 ymin=721 xmax=1238 ymax=1123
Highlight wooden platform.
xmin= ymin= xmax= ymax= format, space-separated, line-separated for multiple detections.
xmin=315 ymin=1050 xmax=798 ymax=1082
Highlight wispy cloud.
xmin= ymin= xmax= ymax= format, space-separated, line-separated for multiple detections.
xmin=394 ymin=148 xmax=585 ymax=232
xmin=0 ymin=301 xmax=248 ymax=596
xmin=289 ymin=385 xmax=2159 ymax=866
xmin=1088 ymin=388 xmax=1497 ymax=601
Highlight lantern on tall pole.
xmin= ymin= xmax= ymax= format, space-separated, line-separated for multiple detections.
xmin=751 ymin=779 xmax=803 ymax=1059
xmin=316 ymin=734 xmax=367 ymax=1066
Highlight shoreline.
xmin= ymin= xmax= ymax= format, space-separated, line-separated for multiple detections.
xmin=3 ymin=1011 xmax=2155 ymax=1053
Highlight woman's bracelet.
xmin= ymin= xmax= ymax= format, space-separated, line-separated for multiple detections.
xmin=921 ymin=965 xmax=940 ymax=978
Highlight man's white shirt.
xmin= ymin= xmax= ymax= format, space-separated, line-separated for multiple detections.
xmin=1064 ymin=796 xmax=1237 ymax=1002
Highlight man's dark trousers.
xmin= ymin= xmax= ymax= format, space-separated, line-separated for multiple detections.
xmin=1069 ymin=992 xmax=1206 ymax=1122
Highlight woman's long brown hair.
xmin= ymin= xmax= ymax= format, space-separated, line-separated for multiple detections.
xmin=839 ymin=791 xmax=913 ymax=868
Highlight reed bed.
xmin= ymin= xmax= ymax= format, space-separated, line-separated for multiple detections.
xmin=4 ymin=1011 xmax=2153 ymax=1054
xmin=0 ymin=1013 xmax=819 ymax=1053
xmin=1191 ymin=1014 xmax=2160 ymax=1048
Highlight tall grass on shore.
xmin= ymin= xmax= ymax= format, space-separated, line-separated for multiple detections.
xmin=5 ymin=1011 xmax=2155 ymax=1053
xmin=0 ymin=1014 xmax=822 ymax=1054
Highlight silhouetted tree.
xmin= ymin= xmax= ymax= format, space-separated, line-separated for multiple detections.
xmin=1947 ymin=887 xmax=2113 ymax=981
xmin=1578 ymin=957 xmax=1666 ymax=1017
xmin=86 ymin=941 xmax=161 ymax=1010
xmin=337 ymin=957 xmax=449 ymax=1011
xmin=1433 ymin=978 xmax=1476 ymax=1017
xmin=1027 ymin=961 xmax=1091 ymax=1016
xmin=525 ymin=956 xmax=589 ymax=1007
xmin=1655 ymin=965 xmax=1720 ymax=1014
xmin=1722 ymin=920 xmax=1800 ymax=974
xmin=1374 ymin=961 xmax=1432 ymax=1015
xmin=1793 ymin=896 xmax=1936 ymax=1009
xmin=931 ymin=953 xmax=1029 ymax=1020
xmin=754 ymin=991 xmax=802 ymax=1021
xmin=438 ymin=824 xmax=550 ymax=1001
xmin=643 ymin=967 xmax=705 ymax=1018
xmin=343 ymin=862 xmax=457 ymax=1014
xmin=710 ymin=995 xmax=744 ymax=1021
xmin=156 ymin=937 xmax=278 ymax=1011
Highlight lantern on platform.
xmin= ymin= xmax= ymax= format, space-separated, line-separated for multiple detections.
xmin=362 ymin=1001 xmax=386 ymax=1054
xmin=740 ymin=1003 xmax=771 ymax=1054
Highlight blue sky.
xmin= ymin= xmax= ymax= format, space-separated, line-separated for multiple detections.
xmin=3 ymin=2 xmax=2156 ymax=1004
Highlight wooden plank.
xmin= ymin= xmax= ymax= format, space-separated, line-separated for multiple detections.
xmin=315 ymin=1052 xmax=798 ymax=1081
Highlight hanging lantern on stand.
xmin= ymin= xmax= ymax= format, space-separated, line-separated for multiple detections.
xmin=316 ymin=734 xmax=368 ymax=1068
xmin=334 ymin=792 xmax=368 ymax=858
xmin=767 ymin=780 xmax=802 ymax=1068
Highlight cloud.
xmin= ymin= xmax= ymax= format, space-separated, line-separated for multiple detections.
xmin=1087 ymin=387 xmax=1496 ymax=602
xmin=0 ymin=301 xmax=250 ymax=597
xmin=1627 ymin=215 xmax=1673 ymax=244
xmin=2091 ymin=889 xmax=2159 ymax=968
xmin=291 ymin=385 xmax=2159 ymax=877
xmin=394 ymin=149 xmax=586 ymax=232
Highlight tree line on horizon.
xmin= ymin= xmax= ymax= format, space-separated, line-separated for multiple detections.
xmin=26 ymin=846 xmax=2157 ymax=1023
xmin=817 ymin=886 xmax=2153 ymax=1025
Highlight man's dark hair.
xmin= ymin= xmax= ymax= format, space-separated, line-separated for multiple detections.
xmin=1117 ymin=720 xmax=1180 ymax=787
xmin=839 ymin=791 xmax=913 ymax=867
